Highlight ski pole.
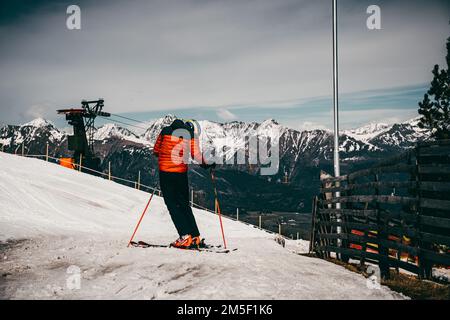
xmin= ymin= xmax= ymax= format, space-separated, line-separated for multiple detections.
xmin=210 ymin=168 xmax=227 ymax=249
xmin=127 ymin=186 xmax=158 ymax=247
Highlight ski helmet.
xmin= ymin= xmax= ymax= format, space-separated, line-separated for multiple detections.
xmin=184 ymin=119 xmax=201 ymax=135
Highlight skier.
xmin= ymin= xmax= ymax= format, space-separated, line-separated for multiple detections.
xmin=153 ymin=119 xmax=215 ymax=249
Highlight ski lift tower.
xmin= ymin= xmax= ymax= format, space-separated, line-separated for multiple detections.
xmin=57 ymin=99 xmax=110 ymax=171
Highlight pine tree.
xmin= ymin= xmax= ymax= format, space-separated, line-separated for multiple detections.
xmin=418 ymin=35 xmax=450 ymax=140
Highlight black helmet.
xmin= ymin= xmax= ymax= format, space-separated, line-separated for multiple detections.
xmin=184 ymin=119 xmax=201 ymax=135
xmin=185 ymin=120 xmax=194 ymax=132
xmin=170 ymin=119 xmax=185 ymax=129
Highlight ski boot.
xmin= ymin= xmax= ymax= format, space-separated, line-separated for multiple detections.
xmin=192 ymin=236 xmax=204 ymax=248
xmin=170 ymin=234 xmax=196 ymax=249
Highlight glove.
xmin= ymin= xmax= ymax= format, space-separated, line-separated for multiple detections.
xmin=200 ymin=162 xmax=216 ymax=170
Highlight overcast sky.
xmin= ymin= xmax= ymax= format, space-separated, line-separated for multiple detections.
xmin=0 ymin=0 xmax=449 ymax=130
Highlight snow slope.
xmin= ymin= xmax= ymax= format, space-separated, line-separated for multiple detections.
xmin=0 ymin=152 xmax=405 ymax=300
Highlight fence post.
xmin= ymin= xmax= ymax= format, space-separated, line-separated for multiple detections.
xmin=309 ymin=196 xmax=318 ymax=254
xmin=108 ymin=161 xmax=111 ymax=180
xmin=137 ymin=171 xmax=141 ymax=190
xmin=375 ymin=173 xmax=390 ymax=280
xmin=278 ymin=223 xmax=281 ymax=236
xmin=46 ymin=143 xmax=49 ymax=162
xmin=415 ymin=146 xmax=430 ymax=279
xmin=259 ymin=215 xmax=262 ymax=229
xmin=78 ymin=156 xmax=82 ymax=172
xmin=21 ymin=144 xmax=24 ymax=156
xmin=236 ymin=208 xmax=239 ymax=221
xmin=297 ymin=232 xmax=299 ymax=240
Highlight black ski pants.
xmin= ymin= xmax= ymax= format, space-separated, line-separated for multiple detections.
xmin=159 ymin=171 xmax=200 ymax=237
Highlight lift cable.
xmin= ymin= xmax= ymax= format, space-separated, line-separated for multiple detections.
xmin=109 ymin=113 xmax=149 ymax=124
xmin=98 ymin=115 xmax=149 ymax=132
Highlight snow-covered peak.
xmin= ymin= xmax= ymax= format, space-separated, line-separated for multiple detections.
xmin=95 ymin=123 xmax=136 ymax=140
xmin=368 ymin=116 xmax=431 ymax=148
xmin=259 ymin=119 xmax=279 ymax=127
xmin=95 ymin=123 xmax=148 ymax=145
xmin=21 ymin=118 xmax=55 ymax=128
xmin=154 ymin=114 xmax=177 ymax=126
xmin=344 ymin=122 xmax=391 ymax=142
xmin=257 ymin=119 xmax=285 ymax=137
xmin=14 ymin=118 xmax=65 ymax=144
xmin=141 ymin=114 xmax=178 ymax=144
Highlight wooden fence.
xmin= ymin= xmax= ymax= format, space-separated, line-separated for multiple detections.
xmin=309 ymin=139 xmax=450 ymax=280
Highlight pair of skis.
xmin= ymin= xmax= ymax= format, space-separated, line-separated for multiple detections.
xmin=130 ymin=240 xmax=235 ymax=254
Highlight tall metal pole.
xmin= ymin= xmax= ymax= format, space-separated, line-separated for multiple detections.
xmin=332 ymin=0 xmax=342 ymax=253
xmin=332 ymin=0 xmax=340 ymax=179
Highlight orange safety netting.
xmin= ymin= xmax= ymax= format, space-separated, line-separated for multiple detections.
xmin=59 ymin=158 xmax=75 ymax=169
xmin=349 ymin=229 xmax=418 ymax=264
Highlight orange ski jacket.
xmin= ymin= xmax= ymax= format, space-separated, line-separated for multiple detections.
xmin=153 ymin=120 xmax=203 ymax=173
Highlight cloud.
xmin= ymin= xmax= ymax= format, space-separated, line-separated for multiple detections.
xmin=297 ymin=121 xmax=328 ymax=131
xmin=216 ymin=108 xmax=237 ymax=121
xmin=0 ymin=0 xmax=448 ymax=126
xmin=338 ymin=109 xmax=418 ymax=129
xmin=23 ymin=104 xmax=49 ymax=119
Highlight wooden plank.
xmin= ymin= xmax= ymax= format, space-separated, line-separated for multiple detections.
xmin=321 ymin=164 xmax=416 ymax=184
xmin=417 ymin=154 xmax=450 ymax=164
xmin=321 ymin=181 xmax=416 ymax=193
xmin=420 ymin=215 xmax=450 ymax=229
xmin=420 ymin=249 xmax=450 ymax=266
xmin=317 ymin=233 xmax=419 ymax=255
xmin=317 ymin=209 xmax=417 ymax=228
xmin=317 ymin=208 xmax=378 ymax=218
xmin=420 ymin=198 xmax=450 ymax=211
xmin=321 ymin=175 xmax=348 ymax=183
xmin=378 ymin=210 xmax=418 ymax=224
xmin=316 ymin=220 xmax=378 ymax=230
xmin=315 ymin=246 xmax=420 ymax=274
xmin=319 ymin=195 xmax=417 ymax=206
xmin=419 ymin=181 xmax=450 ymax=192
xmin=382 ymin=224 xmax=417 ymax=238
xmin=316 ymin=221 xmax=418 ymax=238
xmin=420 ymin=232 xmax=450 ymax=246
xmin=347 ymin=164 xmax=415 ymax=181
xmin=373 ymin=150 xmax=413 ymax=168
xmin=418 ymin=165 xmax=450 ymax=175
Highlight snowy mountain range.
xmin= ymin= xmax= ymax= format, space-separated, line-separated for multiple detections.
xmin=136 ymin=114 xmax=431 ymax=160
xmin=0 ymin=115 xmax=431 ymax=158
xmin=0 ymin=115 xmax=432 ymax=213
